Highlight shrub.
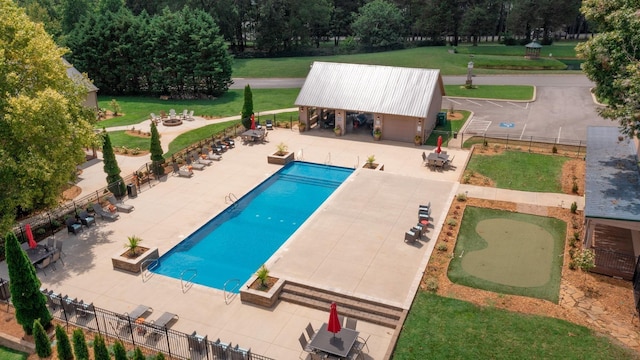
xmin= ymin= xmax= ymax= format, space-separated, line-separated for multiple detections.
xmin=33 ymin=319 xmax=51 ymax=358
xmin=573 ymin=232 xmax=580 ymax=241
xmin=156 ymin=353 xmax=166 ymax=360
xmin=110 ymin=99 xmax=121 ymax=116
xmin=462 ymin=173 xmax=471 ymax=184
xmin=569 ymin=237 xmax=576 ymax=248
xmin=56 ymin=324 xmax=73 ymax=360
xmin=482 ymin=140 xmax=488 ymax=148
xmin=132 ymin=347 xmax=145 ymax=360
xmin=424 ymin=277 xmax=439 ymax=292
xmin=437 ymin=243 xmax=448 ymax=252
xmin=113 ymin=340 xmax=127 ymax=360
xmin=569 ymin=261 xmax=577 ymax=270
xmin=93 ymin=335 xmax=110 ymax=360
xmin=447 ymin=218 xmax=458 ymax=227
xmin=35 ymin=227 xmax=46 ymax=236
xmin=572 ymin=180 xmax=579 ymax=194
xmin=570 ymin=202 xmax=578 ymax=214
xmin=552 ymin=145 xmax=558 ymax=154
xmin=456 ymin=193 xmax=467 ymax=201
xmin=72 ymin=329 xmax=89 ymax=360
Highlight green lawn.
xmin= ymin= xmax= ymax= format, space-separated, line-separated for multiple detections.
xmin=425 ymin=110 xmax=470 ymax=146
xmin=97 ymin=88 xmax=299 ymax=128
xmin=233 ymin=45 xmax=581 ymax=78
xmin=393 ymin=292 xmax=637 ymax=360
xmin=465 ymin=151 xmax=568 ymax=192
xmin=444 ymin=85 xmax=534 ymax=100
xmin=455 ymin=42 xmax=581 ymax=58
xmin=108 ymin=130 xmax=152 ymax=151
xmin=448 ymin=207 xmax=566 ymax=303
xmin=0 ymin=346 xmax=27 ymax=360
xmin=165 ymin=121 xmax=242 ymax=159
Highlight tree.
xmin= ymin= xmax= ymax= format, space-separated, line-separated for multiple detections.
xmin=156 ymin=352 xmax=166 ymax=360
xmin=113 ymin=340 xmax=127 ymax=360
xmin=241 ymin=84 xmax=254 ymax=129
xmin=149 ymin=122 xmax=165 ymax=177
xmin=93 ymin=334 xmax=110 ymax=360
xmin=33 ymin=319 xmax=52 ymax=358
xmin=351 ymin=0 xmax=406 ymax=48
xmin=133 ymin=347 xmax=145 ymax=360
xmin=72 ymin=328 xmax=90 ymax=360
xmin=101 ymin=131 xmax=126 ymax=197
xmin=55 ymin=324 xmax=74 ymax=360
xmin=575 ymin=248 xmax=596 ymax=283
xmin=577 ymin=0 xmax=640 ymax=137
xmin=4 ymin=232 xmax=51 ymax=334
xmin=0 ymin=0 xmax=97 ymax=235
xmin=61 ymin=0 xmax=93 ymax=35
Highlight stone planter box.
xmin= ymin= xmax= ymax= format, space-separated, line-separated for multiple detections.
xmin=112 ymin=247 xmax=159 ymax=274
xmin=240 ymin=276 xmax=286 ymax=308
xmin=267 ymin=152 xmax=294 ymax=165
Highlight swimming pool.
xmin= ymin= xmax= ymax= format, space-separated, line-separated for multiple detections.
xmin=151 ymin=162 xmax=354 ymax=292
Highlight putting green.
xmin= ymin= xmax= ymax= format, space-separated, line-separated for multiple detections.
xmin=461 ymin=219 xmax=553 ymax=287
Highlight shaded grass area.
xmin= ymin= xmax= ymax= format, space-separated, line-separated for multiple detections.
xmin=233 ymin=45 xmax=581 ymax=78
xmin=455 ymin=42 xmax=581 ymax=58
xmin=444 ymin=85 xmax=534 ymax=100
xmin=97 ymin=88 xmax=299 ymax=128
xmin=393 ymin=292 xmax=636 ymax=360
xmin=448 ymin=207 xmax=565 ymax=303
xmin=465 ymin=151 xmax=568 ymax=192
xmin=0 ymin=346 xmax=27 ymax=360
xmin=472 ymin=55 xmax=566 ymax=70
xmin=425 ymin=110 xmax=470 ymax=146
xmin=108 ymin=130 xmax=152 ymax=150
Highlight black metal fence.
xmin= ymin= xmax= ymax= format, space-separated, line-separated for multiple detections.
xmin=460 ymin=131 xmax=586 ymax=157
xmin=42 ymin=290 xmax=274 ymax=360
xmin=593 ymin=248 xmax=636 ymax=280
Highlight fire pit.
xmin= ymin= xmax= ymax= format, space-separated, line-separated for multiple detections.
xmin=162 ymin=118 xmax=183 ymax=126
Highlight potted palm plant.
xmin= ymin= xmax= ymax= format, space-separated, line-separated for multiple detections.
xmin=267 ymin=142 xmax=294 ymax=165
xmin=414 ymin=135 xmax=423 ymax=146
xmin=334 ymin=125 xmax=342 ymax=136
xmin=112 ymin=235 xmax=159 ymax=273
xmin=373 ymin=127 xmax=382 ymax=141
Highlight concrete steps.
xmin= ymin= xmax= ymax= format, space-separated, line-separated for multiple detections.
xmin=279 ymin=282 xmax=404 ymax=329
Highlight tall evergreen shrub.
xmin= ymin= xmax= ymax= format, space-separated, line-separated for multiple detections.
xmin=93 ymin=334 xmax=110 ymax=360
xmin=113 ymin=340 xmax=127 ymax=360
xmin=241 ymin=84 xmax=254 ymax=129
xmin=33 ymin=319 xmax=52 ymax=358
xmin=55 ymin=324 xmax=73 ymax=360
xmin=133 ymin=347 xmax=145 ymax=360
xmin=149 ymin=122 xmax=165 ymax=176
xmin=72 ymin=328 xmax=90 ymax=360
xmin=102 ymin=131 xmax=126 ymax=196
xmin=4 ymin=232 xmax=51 ymax=334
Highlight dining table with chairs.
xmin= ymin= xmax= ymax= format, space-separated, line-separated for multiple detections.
xmin=307 ymin=322 xmax=360 ymax=359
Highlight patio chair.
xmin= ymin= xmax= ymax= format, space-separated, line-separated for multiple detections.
xmin=345 ymin=317 xmax=357 ymax=330
xmin=181 ymin=109 xmax=188 ymax=119
xmin=187 ymin=332 xmax=207 ymax=354
xmin=404 ymin=229 xmax=418 ymax=244
xmin=255 ymin=119 xmax=262 ymax=129
xmin=216 ymin=140 xmax=228 ymax=152
xmin=36 ymin=255 xmax=52 ymax=275
xmin=186 ymin=156 xmax=205 ymax=170
xmin=169 ymin=109 xmax=177 ymax=119
xmin=92 ymin=203 xmax=120 ymax=221
xmin=61 ymin=297 xmax=77 ymax=316
xmin=266 ymin=119 xmax=274 ymax=130
xmin=211 ymin=141 xmax=224 ymax=154
xmin=172 ymin=162 xmax=194 ymax=178
xmin=55 ymin=238 xmax=66 ymax=258
xmin=187 ymin=110 xmax=194 ymax=120
xmin=224 ymin=136 xmax=236 ymax=148
xmin=229 ymin=345 xmax=251 ymax=360
xmin=78 ymin=211 xmax=95 ymax=227
xmin=211 ymin=339 xmax=231 ymax=358
xmin=76 ymin=301 xmax=95 ymax=318
xmin=298 ymin=333 xmax=314 ymax=354
xmin=305 ymin=322 xmax=315 ymax=339
xmin=66 ymin=217 xmax=82 ymax=235
xmin=421 ymin=151 xmax=428 ymax=166
xmin=419 ymin=206 xmax=431 ymax=217
xmin=50 ymin=249 xmax=64 ymax=270
xmin=419 ymin=201 xmax=431 ymax=211
xmin=46 ymin=237 xmax=55 ymax=249
xmin=107 ymin=195 xmax=135 ymax=213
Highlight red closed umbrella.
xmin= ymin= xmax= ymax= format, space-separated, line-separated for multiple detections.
xmin=436 ymin=135 xmax=443 ymax=154
xmin=26 ymin=224 xmax=37 ymax=249
xmin=250 ymin=114 xmax=256 ymax=130
xmin=327 ymin=302 xmax=341 ymax=337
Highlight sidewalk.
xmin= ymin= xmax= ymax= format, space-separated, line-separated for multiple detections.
xmin=457 ymin=184 xmax=585 ymax=211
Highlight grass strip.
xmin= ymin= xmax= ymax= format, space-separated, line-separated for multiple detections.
xmin=465 ymin=150 xmax=568 ymax=192
xmin=444 ymin=85 xmax=533 ymax=100
xmin=165 ymin=120 xmax=241 ymax=159
xmin=393 ymin=292 xmax=636 ymax=360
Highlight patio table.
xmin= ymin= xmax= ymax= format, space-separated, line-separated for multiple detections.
xmin=308 ymin=323 xmax=359 ymax=358
xmin=25 ymin=245 xmax=54 ymax=265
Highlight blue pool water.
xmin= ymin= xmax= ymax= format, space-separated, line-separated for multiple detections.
xmin=151 ymin=162 xmax=354 ymax=292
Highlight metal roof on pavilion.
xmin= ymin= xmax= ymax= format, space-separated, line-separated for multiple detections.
xmin=294 ymin=62 xmax=443 ymax=118
xmin=584 ymin=126 xmax=640 ymax=221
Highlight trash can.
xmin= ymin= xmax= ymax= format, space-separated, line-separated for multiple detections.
xmin=453 ymin=132 xmax=458 ymax=139
xmin=437 ymin=112 xmax=447 ymax=126
xmin=127 ymin=183 xmax=137 ymax=198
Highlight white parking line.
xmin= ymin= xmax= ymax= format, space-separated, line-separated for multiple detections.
xmin=448 ymin=98 xmax=463 ymax=105
xmin=465 ymin=119 xmax=492 ymax=134
xmin=519 ymin=124 xmax=527 ymax=139
xmin=467 ymin=99 xmax=483 ymax=106
xmin=507 ymin=102 xmax=530 ymax=109
xmin=486 ymin=101 xmax=503 ymax=107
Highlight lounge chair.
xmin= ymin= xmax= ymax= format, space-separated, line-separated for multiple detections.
xmin=78 ymin=211 xmax=95 ymax=227
xmin=255 ymin=119 xmax=262 ymax=129
xmin=172 ymin=162 xmax=194 ymax=178
xmin=211 ymin=141 xmax=223 ymax=154
xmin=404 ymin=230 xmax=418 ymax=244
xmin=185 ymin=156 xmax=205 ymax=170
xmin=229 ymin=345 xmax=251 ymax=360
xmin=76 ymin=301 xmax=95 ymax=318
xmin=224 ymin=137 xmax=235 ymax=148
xmin=61 ymin=297 xmax=77 ymax=316
xmin=204 ymin=147 xmax=222 ymax=161
xmin=92 ymin=204 xmax=120 ymax=221
xmin=126 ymin=304 xmax=153 ymax=319
xmin=266 ymin=119 xmax=274 ymax=130
xmin=151 ymin=311 xmax=179 ymax=328
xmin=419 ymin=202 xmax=431 ymax=211
xmin=215 ymin=140 xmax=228 ymax=152
xmin=66 ymin=217 xmax=82 ymax=234
xmin=194 ymin=152 xmax=213 ymax=166
xmin=108 ymin=195 xmax=134 ymax=213
xmin=211 ymin=339 xmax=231 ymax=358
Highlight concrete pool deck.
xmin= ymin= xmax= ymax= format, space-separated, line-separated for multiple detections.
xmin=0 ymin=128 xmax=582 ymax=359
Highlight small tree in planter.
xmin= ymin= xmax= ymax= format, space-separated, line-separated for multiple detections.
xmin=256 ymin=265 xmax=270 ymax=289
xmin=125 ymin=235 xmax=143 ymax=257
xmin=365 ymin=155 xmax=376 ymax=168
xmin=275 ymin=142 xmax=288 ymax=156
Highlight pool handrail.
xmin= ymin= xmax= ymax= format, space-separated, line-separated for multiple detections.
xmin=180 ymin=268 xmax=197 ymax=293
xmin=223 ymin=278 xmax=241 ymax=304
